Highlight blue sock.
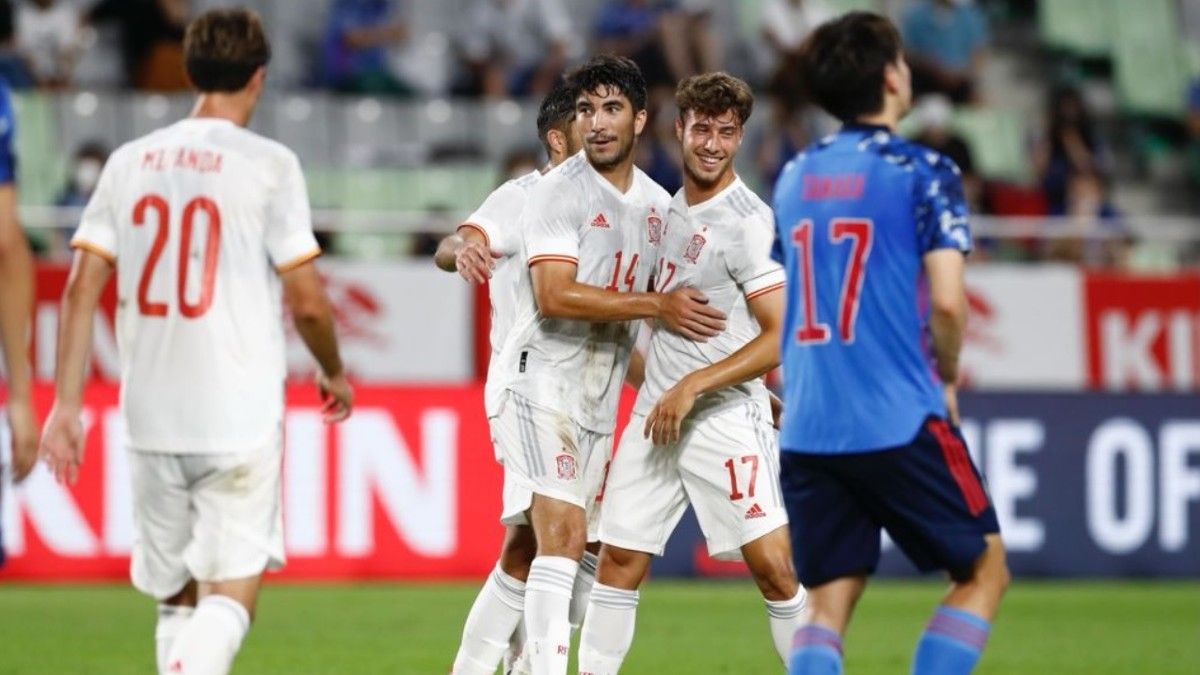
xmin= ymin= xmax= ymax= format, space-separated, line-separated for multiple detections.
xmin=911 ymin=606 xmax=991 ymax=675
xmin=788 ymin=625 xmax=843 ymax=675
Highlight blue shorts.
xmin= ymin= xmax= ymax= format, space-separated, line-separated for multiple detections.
xmin=780 ymin=417 xmax=1000 ymax=587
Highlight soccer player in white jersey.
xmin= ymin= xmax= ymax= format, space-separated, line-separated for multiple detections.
xmin=38 ymin=11 xmax=352 ymax=675
xmin=578 ymin=73 xmax=807 ymax=674
xmin=491 ymin=56 xmax=729 ymax=675
xmin=436 ymin=82 xmax=587 ymax=675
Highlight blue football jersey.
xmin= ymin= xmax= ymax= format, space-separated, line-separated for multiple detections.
xmin=772 ymin=124 xmax=971 ymax=453
xmin=0 ymin=81 xmax=15 ymax=185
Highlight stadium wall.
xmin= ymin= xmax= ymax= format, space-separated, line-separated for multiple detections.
xmin=2 ymin=386 xmax=1197 ymax=581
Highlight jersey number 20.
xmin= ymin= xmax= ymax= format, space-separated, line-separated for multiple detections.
xmin=133 ymin=194 xmax=221 ymax=318
xmin=791 ymin=218 xmax=872 ymax=344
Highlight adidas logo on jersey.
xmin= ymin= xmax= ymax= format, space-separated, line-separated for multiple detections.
xmin=591 ymin=213 xmax=611 ymax=228
xmin=745 ymin=503 xmax=766 ymax=520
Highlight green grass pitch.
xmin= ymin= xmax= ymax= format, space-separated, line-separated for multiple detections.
xmin=1 ymin=580 xmax=1196 ymax=673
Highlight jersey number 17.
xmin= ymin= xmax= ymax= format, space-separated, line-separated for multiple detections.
xmin=790 ymin=218 xmax=872 ymax=345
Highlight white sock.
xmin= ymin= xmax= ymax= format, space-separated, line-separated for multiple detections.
xmin=452 ymin=564 xmax=527 ymax=675
xmin=765 ymin=588 xmax=808 ymax=663
xmin=162 ymin=595 xmax=250 ymax=675
xmin=505 ymin=619 xmax=530 ymax=674
xmin=577 ymin=583 xmax=639 ymax=675
xmin=155 ymin=604 xmax=194 ymax=674
xmin=524 ymin=556 xmax=579 ymax=675
xmin=569 ymin=551 xmax=599 ymax=630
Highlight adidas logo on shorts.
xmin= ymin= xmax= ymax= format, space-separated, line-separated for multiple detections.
xmin=745 ymin=503 xmax=766 ymax=520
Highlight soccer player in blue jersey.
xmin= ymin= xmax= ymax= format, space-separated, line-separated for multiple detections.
xmin=774 ymin=13 xmax=1009 ymax=675
xmin=0 ymin=79 xmax=38 ymax=568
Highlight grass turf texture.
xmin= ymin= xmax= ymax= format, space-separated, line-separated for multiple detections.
xmin=0 ymin=580 xmax=1196 ymax=674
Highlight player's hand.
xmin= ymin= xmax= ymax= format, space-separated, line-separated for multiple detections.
xmin=644 ymin=378 xmax=699 ymax=445
xmin=454 ymin=241 xmax=499 ymax=285
xmin=317 ymin=371 xmax=354 ymax=423
xmin=768 ymin=393 xmax=783 ymax=431
xmin=6 ymin=398 xmax=40 ymax=483
xmin=659 ymin=288 xmax=726 ymax=342
xmin=943 ymin=383 xmax=960 ymax=426
xmin=39 ymin=403 xmax=85 ymax=486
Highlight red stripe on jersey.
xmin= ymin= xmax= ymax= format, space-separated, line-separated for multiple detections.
xmin=457 ymin=223 xmax=490 ymax=248
xmin=745 ymin=281 xmax=786 ymax=301
xmin=528 ymin=255 xmax=578 ymax=268
xmin=929 ymin=419 xmax=989 ymax=516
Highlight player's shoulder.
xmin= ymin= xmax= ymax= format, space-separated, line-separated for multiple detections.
xmin=509 ymin=169 xmax=543 ymax=193
xmin=872 ymin=132 xmax=963 ymax=184
xmin=716 ymin=178 xmax=773 ymax=232
xmin=533 ymin=151 xmax=588 ymax=194
xmin=634 ymin=167 xmax=671 ymax=205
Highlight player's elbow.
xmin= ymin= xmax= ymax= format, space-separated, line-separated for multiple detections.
xmin=287 ymin=292 xmax=330 ymax=327
xmin=929 ymin=294 xmax=966 ymax=328
xmin=533 ymin=284 xmax=571 ymax=319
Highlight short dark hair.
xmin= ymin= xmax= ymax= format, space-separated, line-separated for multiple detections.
xmin=537 ymin=79 xmax=576 ymax=145
xmin=675 ymin=72 xmax=754 ymax=126
xmin=799 ymin=11 xmax=902 ymax=122
xmin=184 ymin=9 xmax=271 ymax=93
xmin=566 ymin=55 xmax=647 ymax=112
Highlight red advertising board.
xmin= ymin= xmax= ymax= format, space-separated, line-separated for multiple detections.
xmin=1084 ymin=273 xmax=1200 ymax=391
xmin=1 ymin=384 xmax=505 ymax=581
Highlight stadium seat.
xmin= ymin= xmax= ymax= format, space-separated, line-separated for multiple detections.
xmin=336 ymin=97 xmax=426 ymax=167
xmin=480 ymin=99 xmax=542 ymax=161
xmin=125 ymin=94 xmax=195 ymax=141
xmin=307 ymin=165 xmax=497 ymax=212
xmin=1112 ymin=0 xmax=1189 ymax=117
xmin=11 ymin=92 xmax=65 ymax=206
xmin=1037 ymin=0 xmax=1115 ymax=57
xmin=261 ymin=93 xmax=336 ymax=167
xmin=54 ymin=92 xmax=123 ymax=162
xmin=952 ymin=108 xmax=1030 ymax=183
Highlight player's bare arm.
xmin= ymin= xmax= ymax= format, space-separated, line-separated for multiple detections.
xmin=282 ymin=261 xmax=353 ymax=423
xmin=40 ymin=249 xmax=113 ymax=485
xmin=530 ymin=259 xmax=726 ymax=341
xmin=625 ymin=344 xmax=646 ymax=390
xmin=645 ymin=287 xmax=784 ymax=445
xmin=0 ymin=182 xmax=37 ymax=481
xmin=434 ymin=227 xmax=496 ymax=284
xmin=924 ymin=248 xmax=967 ymax=424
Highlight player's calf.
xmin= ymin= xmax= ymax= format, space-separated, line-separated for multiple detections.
xmin=524 ymin=496 xmax=589 ymax=674
xmin=742 ymin=527 xmax=808 ymax=663
xmin=911 ymin=534 xmax=1009 ymax=675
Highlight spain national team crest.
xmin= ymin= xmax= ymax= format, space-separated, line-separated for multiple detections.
xmin=683 ymin=233 xmax=707 ymax=263
xmin=646 ymin=208 xmax=663 ymax=244
xmin=556 ymin=453 xmax=577 ymax=480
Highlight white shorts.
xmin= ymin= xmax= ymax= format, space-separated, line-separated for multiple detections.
xmin=490 ymin=391 xmax=612 ymax=541
xmin=599 ymin=403 xmax=788 ymax=561
xmin=129 ymin=438 xmax=285 ymax=600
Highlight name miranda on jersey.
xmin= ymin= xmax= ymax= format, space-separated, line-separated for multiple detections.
xmin=140 ymin=147 xmax=224 ymax=174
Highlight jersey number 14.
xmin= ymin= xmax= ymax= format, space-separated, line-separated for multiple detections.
xmin=791 ymin=218 xmax=873 ymax=345
xmin=133 ymin=194 xmax=221 ymax=318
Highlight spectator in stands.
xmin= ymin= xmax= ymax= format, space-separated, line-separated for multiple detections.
xmin=1044 ymin=172 xmax=1128 ymax=267
xmin=459 ymin=0 xmax=572 ymax=99
xmin=321 ymin=0 xmax=413 ymax=95
xmin=658 ymin=0 xmax=721 ymax=81
xmin=592 ymin=0 xmax=680 ymax=92
xmin=0 ymin=0 xmax=34 ymax=87
xmin=901 ymin=0 xmax=988 ymax=104
xmin=87 ymin=0 xmax=188 ymax=90
xmin=1033 ymin=84 xmax=1111 ymax=216
xmin=52 ymin=141 xmax=107 ymax=254
xmin=635 ymin=97 xmax=682 ymax=193
xmin=758 ymin=0 xmax=835 ymax=92
xmin=15 ymin=0 xmax=82 ymax=89
xmin=911 ymin=95 xmax=983 ymax=212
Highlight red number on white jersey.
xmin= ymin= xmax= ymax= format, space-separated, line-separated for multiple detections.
xmin=132 ymin=194 xmax=222 ymax=319
xmin=604 ymin=251 xmax=641 ymax=292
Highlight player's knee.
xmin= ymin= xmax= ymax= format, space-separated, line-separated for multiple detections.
xmin=596 ymin=544 xmax=649 ymax=589
xmin=534 ymin=520 xmax=587 ymax=558
xmin=499 ymin=527 xmax=538 ymax=580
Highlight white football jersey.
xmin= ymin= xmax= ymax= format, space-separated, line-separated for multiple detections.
xmin=633 ymin=177 xmax=785 ymax=420
xmin=71 ymin=117 xmax=320 ymax=454
xmin=496 ymin=152 xmax=670 ymax=433
xmin=459 ymin=169 xmax=541 ymax=417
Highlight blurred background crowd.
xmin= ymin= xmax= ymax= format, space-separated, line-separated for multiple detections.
xmin=1 ymin=0 xmax=1198 ymax=268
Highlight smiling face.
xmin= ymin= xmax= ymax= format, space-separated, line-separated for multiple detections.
xmin=677 ymin=108 xmax=743 ymax=190
xmin=576 ymin=85 xmax=646 ymax=172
